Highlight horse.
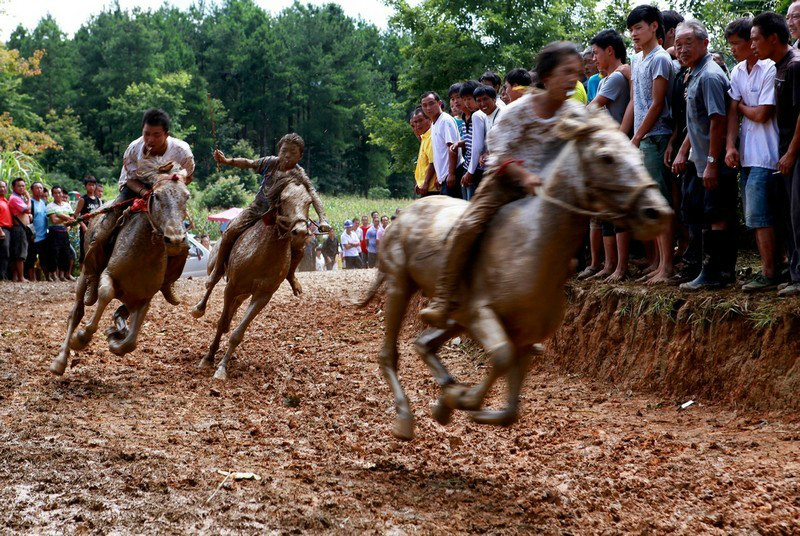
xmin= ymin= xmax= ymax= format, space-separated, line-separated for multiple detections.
xmin=197 ymin=170 xmax=313 ymax=381
xmin=359 ymin=107 xmax=673 ymax=440
xmin=50 ymin=161 xmax=191 ymax=375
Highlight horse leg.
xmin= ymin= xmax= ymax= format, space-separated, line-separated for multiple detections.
xmin=469 ymin=344 xmax=534 ymax=427
xmin=213 ymin=294 xmax=271 ymax=381
xmin=50 ymin=279 xmax=88 ymax=375
xmin=108 ymin=301 xmax=151 ymax=356
xmin=104 ymin=305 xmax=130 ymax=341
xmin=379 ymin=277 xmax=416 ymax=440
xmin=198 ymin=294 xmax=246 ymax=370
xmin=450 ymin=306 xmax=515 ymax=413
xmin=71 ymin=271 xmax=115 ymax=351
xmin=414 ymin=326 xmax=463 ymax=426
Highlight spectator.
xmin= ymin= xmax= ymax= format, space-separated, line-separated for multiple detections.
xmin=421 ymin=42 xmax=583 ymax=327
xmin=479 ymin=71 xmax=506 ymax=108
xmin=583 ymin=47 xmax=602 ymax=102
xmin=200 ymin=234 xmax=211 ymax=249
xmin=321 ymin=227 xmax=339 ymax=270
xmin=725 ymin=17 xmax=780 ymax=292
xmin=448 ymin=83 xmax=466 ymax=136
xmin=341 ymin=220 xmax=362 ymax=269
xmin=712 ymin=52 xmax=730 ymax=75
xmin=366 ymin=214 xmax=381 ymax=268
xmin=25 ymin=181 xmax=48 ymax=281
xmin=376 ymin=215 xmax=389 ymax=248
xmin=504 ymin=68 xmax=532 ymax=103
xmin=411 ymin=107 xmax=437 ymax=196
xmin=315 ymin=248 xmax=325 ymax=271
xmin=467 ymin=85 xmax=503 ymax=196
xmin=626 ymin=4 xmax=676 ymax=284
xmin=583 ymin=29 xmax=633 ymax=282
xmin=359 ymin=214 xmax=370 ymax=266
xmin=662 ymin=10 xmax=685 ymax=51
xmin=8 ymin=178 xmax=31 ymax=282
xmin=453 ymin=80 xmax=480 ymax=200
xmin=46 ymin=185 xmax=76 ymax=281
xmin=421 ymin=90 xmax=463 ymax=198
xmin=787 ymin=1 xmax=800 ymax=49
xmin=96 ymin=183 xmax=105 ymax=201
xmin=0 ymin=181 xmax=11 ymax=280
xmin=73 ymin=175 xmax=101 ymax=268
xmin=752 ymin=12 xmax=800 ymax=296
xmin=672 ymin=20 xmax=738 ymax=291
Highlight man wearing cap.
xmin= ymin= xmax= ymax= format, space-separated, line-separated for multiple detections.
xmin=74 ymin=175 xmax=102 ymax=268
xmin=341 ymin=220 xmax=362 ymax=269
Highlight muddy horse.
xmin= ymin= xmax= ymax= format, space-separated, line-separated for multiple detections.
xmin=51 ymin=161 xmax=191 ymax=375
xmin=360 ymin=108 xmax=672 ymax=440
xmin=198 ymin=170 xmax=314 ymax=380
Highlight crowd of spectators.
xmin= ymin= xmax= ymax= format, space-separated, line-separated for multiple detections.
xmin=299 ymin=209 xmax=399 ymax=272
xmin=0 ymin=177 xmax=106 ymax=282
xmin=407 ymin=3 xmax=800 ymax=296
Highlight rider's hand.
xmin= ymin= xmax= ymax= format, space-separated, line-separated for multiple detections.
xmin=317 ymin=222 xmax=331 ymax=233
xmin=213 ymin=149 xmax=228 ymax=165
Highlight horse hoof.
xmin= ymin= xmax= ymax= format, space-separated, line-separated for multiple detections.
xmin=291 ymin=281 xmax=303 ymax=297
xmin=442 ymin=383 xmax=470 ymax=409
xmin=213 ymin=368 xmax=228 ymax=381
xmin=198 ymin=357 xmax=213 ymax=369
xmin=190 ymin=305 xmax=206 ymax=319
xmin=468 ymin=410 xmax=519 ymax=427
xmin=432 ymin=398 xmax=453 ymax=426
xmin=392 ymin=416 xmax=414 ymax=441
xmin=49 ymin=358 xmax=67 ymax=376
xmin=109 ymin=341 xmax=133 ymax=357
xmin=70 ymin=330 xmax=92 ymax=351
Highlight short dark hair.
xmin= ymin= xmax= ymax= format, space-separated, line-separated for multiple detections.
xmin=479 ymin=71 xmax=501 ymax=87
xmin=410 ymin=106 xmax=426 ymax=120
xmin=505 ymin=68 xmax=532 ymax=86
xmin=420 ymin=91 xmax=441 ymax=103
xmin=11 ymin=177 xmax=24 ymax=188
xmin=534 ymin=42 xmax=582 ymax=83
xmin=473 ymin=85 xmax=497 ymax=99
xmin=459 ymin=80 xmax=480 ymax=98
xmin=661 ymin=9 xmax=684 ymax=34
xmin=448 ymin=83 xmax=463 ymax=98
xmin=590 ymin=29 xmax=627 ymax=62
xmin=725 ymin=17 xmax=753 ymax=40
xmin=626 ymin=5 xmax=665 ymax=42
xmin=752 ymin=12 xmax=791 ymax=45
xmin=51 ymin=185 xmax=64 ymax=194
xmin=83 ymin=175 xmax=97 ymax=184
xmin=278 ymin=132 xmax=304 ymax=154
xmin=142 ymin=108 xmax=170 ymax=131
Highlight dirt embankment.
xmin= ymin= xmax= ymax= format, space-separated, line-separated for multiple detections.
xmin=548 ymin=284 xmax=800 ymax=411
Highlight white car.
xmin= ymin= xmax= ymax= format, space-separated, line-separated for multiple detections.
xmin=181 ymin=234 xmax=211 ymax=278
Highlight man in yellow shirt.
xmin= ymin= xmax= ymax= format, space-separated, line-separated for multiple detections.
xmin=411 ymin=107 xmax=438 ymax=196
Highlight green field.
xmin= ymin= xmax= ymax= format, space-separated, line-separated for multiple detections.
xmin=189 ymin=195 xmax=416 ymax=239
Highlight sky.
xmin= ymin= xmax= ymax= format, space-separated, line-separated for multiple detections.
xmin=0 ymin=0 xmax=408 ymax=41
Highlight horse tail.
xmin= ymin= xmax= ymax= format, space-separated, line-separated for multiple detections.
xmin=357 ymin=271 xmax=385 ymax=308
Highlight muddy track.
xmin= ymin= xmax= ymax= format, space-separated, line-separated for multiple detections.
xmin=0 ymin=272 xmax=798 ymax=534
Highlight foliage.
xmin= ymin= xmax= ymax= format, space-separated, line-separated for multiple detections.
xmin=368 ymin=187 xmax=391 ymax=200
xmin=319 ymin=194 xmax=413 ymax=235
xmin=0 ymin=150 xmax=47 ymax=184
xmin=0 ymin=113 xmax=58 ymax=154
xmin=39 ymin=108 xmax=103 ymax=180
xmin=202 ymin=174 xmax=249 ymax=210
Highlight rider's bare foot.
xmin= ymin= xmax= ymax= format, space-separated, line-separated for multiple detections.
xmin=605 ymin=270 xmax=628 ymax=283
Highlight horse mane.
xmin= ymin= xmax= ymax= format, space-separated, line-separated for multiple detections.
xmin=264 ymin=166 xmax=313 ymax=215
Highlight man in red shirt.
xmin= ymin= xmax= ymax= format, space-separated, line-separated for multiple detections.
xmin=0 ymin=180 xmax=12 ymax=280
xmin=359 ymin=214 xmax=370 ymax=267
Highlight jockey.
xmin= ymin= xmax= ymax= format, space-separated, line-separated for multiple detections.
xmin=82 ymin=108 xmax=194 ymax=307
xmin=420 ymin=42 xmax=586 ymax=328
xmin=192 ymin=133 xmax=329 ymax=318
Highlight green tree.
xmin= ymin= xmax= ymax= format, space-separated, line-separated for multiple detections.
xmin=39 ymin=108 xmax=104 ymax=180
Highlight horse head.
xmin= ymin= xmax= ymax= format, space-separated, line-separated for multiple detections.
xmin=266 ymin=169 xmax=313 ymax=245
xmin=136 ymin=160 xmax=191 ymax=255
xmin=546 ymin=105 xmax=671 ymax=240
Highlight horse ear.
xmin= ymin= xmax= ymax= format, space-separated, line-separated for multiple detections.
xmin=157 ymin=161 xmax=175 ymax=174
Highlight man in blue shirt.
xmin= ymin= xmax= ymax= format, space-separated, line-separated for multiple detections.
xmin=365 ymin=214 xmax=381 ymax=268
xmin=24 ymin=181 xmax=48 ymax=280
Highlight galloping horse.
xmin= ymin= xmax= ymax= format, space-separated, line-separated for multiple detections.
xmin=198 ymin=170 xmax=314 ymax=381
xmin=50 ymin=161 xmax=191 ymax=375
xmin=360 ymin=107 xmax=672 ymax=440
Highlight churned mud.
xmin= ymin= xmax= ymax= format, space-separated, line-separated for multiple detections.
xmin=0 ymin=272 xmax=798 ymax=534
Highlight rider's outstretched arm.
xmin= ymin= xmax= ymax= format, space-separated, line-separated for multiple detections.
xmin=214 ymin=150 xmax=260 ymax=171
xmin=307 ymin=186 xmax=328 ymax=224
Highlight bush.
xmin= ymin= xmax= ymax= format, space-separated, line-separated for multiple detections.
xmin=367 ymin=187 xmax=391 ymax=200
xmin=202 ymin=174 xmax=248 ymax=210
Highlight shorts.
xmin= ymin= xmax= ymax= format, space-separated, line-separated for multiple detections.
xmin=640 ymin=135 xmax=672 ymax=207
xmin=47 ymin=230 xmax=75 ymax=272
xmin=10 ymin=224 xmax=28 ymax=261
xmin=740 ymin=166 xmax=778 ymax=229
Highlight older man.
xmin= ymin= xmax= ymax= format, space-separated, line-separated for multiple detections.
xmin=671 ymin=20 xmax=738 ymax=291
xmin=421 ymin=91 xmax=463 ymax=198
xmin=788 ymin=1 xmax=800 ymax=49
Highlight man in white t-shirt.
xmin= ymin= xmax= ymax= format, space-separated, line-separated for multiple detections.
xmin=466 ymin=85 xmax=503 ymax=194
xmin=82 ymin=108 xmax=195 ymax=306
xmin=421 ymin=91 xmax=463 ymax=198
xmin=724 ymin=17 xmax=780 ymax=292
xmin=340 ymin=220 xmax=362 ymax=270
